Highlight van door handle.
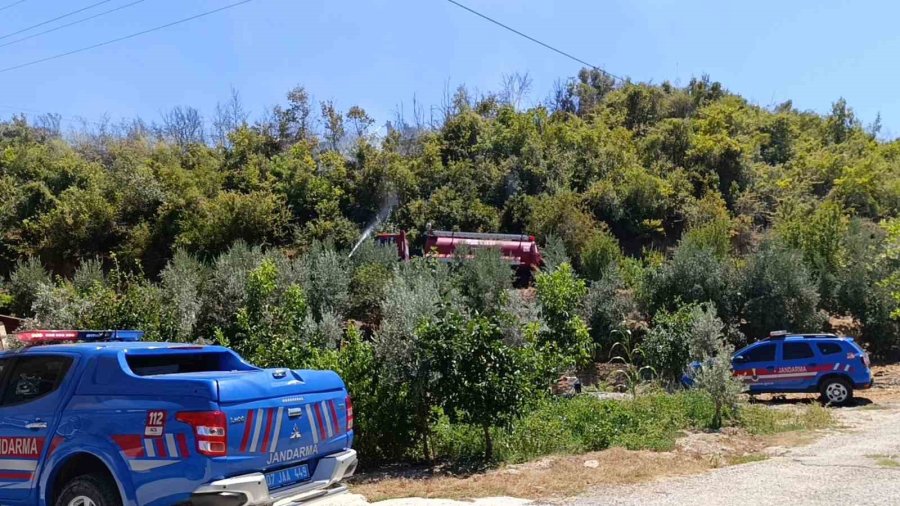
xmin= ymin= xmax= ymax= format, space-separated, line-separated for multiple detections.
xmin=25 ymin=421 xmax=47 ymax=430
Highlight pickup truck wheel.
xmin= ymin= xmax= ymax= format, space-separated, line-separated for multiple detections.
xmin=820 ymin=377 xmax=853 ymax=406
xmin=55 ymin=474 xmax=121 ymax=506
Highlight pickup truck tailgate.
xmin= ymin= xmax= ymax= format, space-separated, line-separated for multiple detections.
xmin=216 ymin=369 xmax=351 ymax=475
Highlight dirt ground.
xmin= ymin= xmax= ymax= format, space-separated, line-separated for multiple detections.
xmin=562 ymin=366 xmax=900 ymax=506
xmin=327 ymin=365 xmax=900 ymax=506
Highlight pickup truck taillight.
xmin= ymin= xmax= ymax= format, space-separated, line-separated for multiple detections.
xmin=176 ymin=411 xmax=227 ymax=456
xmin=346 ymin=395 xmax=354 ymax=432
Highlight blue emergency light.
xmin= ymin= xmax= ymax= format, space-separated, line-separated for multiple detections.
xmin=78 ymin=330 xmax=144 ymax=342
xmin=13 ymin=329 xmax=144 ymax=345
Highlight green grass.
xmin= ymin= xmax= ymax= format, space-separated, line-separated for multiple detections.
xmin=868 ymin=454 xmax=900 ymax=468
xmin=430 ymin=392 xmax=835 ymax=467
xmin=740 ymin=404 xmax=833 ymax=435
xmin=727 ymin=453 xmax=769 ymax=465
xmin=432 ymin=391 xmax=718 ymax=465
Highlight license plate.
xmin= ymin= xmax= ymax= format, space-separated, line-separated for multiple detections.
xmin=265 ymin=463 xmax=310 ymax=490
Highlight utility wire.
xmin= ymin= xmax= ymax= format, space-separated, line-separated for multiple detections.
xmin=0 ymin=0 xmax=255 ymax=74
xmin=0 ymin=0 xmax=27 ymax=13
xmin=0 ymin=0 xmax=114 ymax=40
xmin=443 ymin=0 xmax=624 ymax=83
xmin=0 ymin=0 xmax=148 ymax=50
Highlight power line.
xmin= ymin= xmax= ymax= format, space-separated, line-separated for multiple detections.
xmin=0 ymin=1 xmax=27 ymax=13
xmin=0 ymin=0 xmax=255 ymax=74
xmin=443 ymin=0 xmax=625 ymax=83
xmin=0 ymin=0 xmax=113 ymax=41
xmin=0 ymin=0 xmax=148 ymax=50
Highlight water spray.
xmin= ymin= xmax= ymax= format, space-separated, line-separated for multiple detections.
xmin=348 ymin=193 xmax=398 ymax=258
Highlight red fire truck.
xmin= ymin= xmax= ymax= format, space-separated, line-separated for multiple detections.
xmin=375 ymin=230 xmax=543 ymax=279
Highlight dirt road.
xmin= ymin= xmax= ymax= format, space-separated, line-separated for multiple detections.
xmin=333 ymin=402 xmax=900 ymax=506
xmin=561 ymin=402 xmax=900 ymax=506
xmin=333 ymin=366 xmax=900 ymax=506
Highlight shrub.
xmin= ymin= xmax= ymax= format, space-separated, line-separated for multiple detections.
xmin=374 ymin=259 xmax=446 ymax=379
xmin=640 ymin=240 xmax=733 ymax=320
xmin=688 ymin=303 xmax=726 ymax=359
xmin=535 ymin=263 xmax=594 ymax=366
xmin=234 ymin=258 xmax=313 ymax=364
xmin=498 ymin=288 xmax=540 ymax=347
xmin=7 ymin=257 xmax=52 ymax=316
xmin=302 ymin=241 xmax=351 ymax=320
xmin=775 ymin=201 xmax=849 ymax=308
xmin=348 ymin=262 xmax=392 ymax=325
xmin=160 ymin=249 xmax=206 ymax=342
xmin=737 ymin=241 xmax=825 ymax=340
xmin=196 ymin=241 xmax=266 ymax=340
xmin=527 ymin=192 xmax=598 ymax=266
xmin=349 ymin=239 xmax=398 ymax=268
xmin=881 ymin=218 xmax=900 ymax=318
xmin=453 ymin=247 xmax=514 ymax=314
xmin=642 ymin=303 xmax=698 ymax=384
xmin=305 ymin=326 xmax=418 ymax=463
xmin=691 ymin=350 xmax=743 ymax=429
xmin=684 ymin=306 xmax=742 ymax=428
xmin=72 ymin=258 xmax=105 ymax=293
xmin=581 ymin=265 xmax=638 ymax=352
xmin=541 ymin=234 xmax=570 ymax=272
xmin=580 ymin=229 xmax=623 ymax=281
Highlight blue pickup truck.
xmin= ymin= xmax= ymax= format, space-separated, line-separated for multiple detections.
xmin=0 ymin=330 xmax=357 ymax=506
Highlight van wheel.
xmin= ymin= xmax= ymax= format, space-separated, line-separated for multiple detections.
xmin=820 ymin=377 xmax=853 ymax=406
xmin=55 ymin=474 xmax=121 ymax=506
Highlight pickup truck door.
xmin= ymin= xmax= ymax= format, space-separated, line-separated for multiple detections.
xmin=0 ymin=354 xmax=74 ymax=505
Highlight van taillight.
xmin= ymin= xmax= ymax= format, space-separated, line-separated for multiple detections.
xmin=345 ymin=395 xmax=354 ymax=432
xmin=176 ymin=411 xmax=227 ymax=456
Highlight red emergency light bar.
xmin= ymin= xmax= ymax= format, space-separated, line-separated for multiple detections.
xmin=13 ymin=329 xmax=144 ymax=345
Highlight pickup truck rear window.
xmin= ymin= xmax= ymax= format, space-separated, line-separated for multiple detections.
xmin=126 ymin=351 xmax=251 ymax=376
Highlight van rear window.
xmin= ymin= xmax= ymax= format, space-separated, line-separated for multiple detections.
xmin=125 ymin=351 xmax=252 ymax=376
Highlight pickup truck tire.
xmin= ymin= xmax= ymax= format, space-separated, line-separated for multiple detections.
xmin=820 ymin=376 xmax=853 ymax=406
xmin=55 ymin=474 xmax=122 ymax=506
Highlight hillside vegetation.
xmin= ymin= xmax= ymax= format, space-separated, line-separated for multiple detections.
xmin=0 ymin=70 xmax=897 ymax=464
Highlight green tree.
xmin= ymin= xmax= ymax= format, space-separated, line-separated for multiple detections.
xmin=418 ymin=311 xmax=528 ymax=460
xmin=535 ymin=263 xmax=593 ymax=366
xmin=234 ymin=258 xmax=312 ymax=364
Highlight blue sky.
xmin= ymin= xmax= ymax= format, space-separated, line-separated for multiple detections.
xmin=0 ymin=0 xmax=898 ymax=137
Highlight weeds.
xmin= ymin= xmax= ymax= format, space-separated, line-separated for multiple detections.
xmin=609 ymin=329 xmax=656 ymax=398
xmin=741 ymin=404 xmax=833 ymax=435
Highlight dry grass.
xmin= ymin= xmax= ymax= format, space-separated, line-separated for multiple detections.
xmin=351 ymin=448 xmax=714 ymax=501
xmin=351 ymin=412 xmax=834 ymax=502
